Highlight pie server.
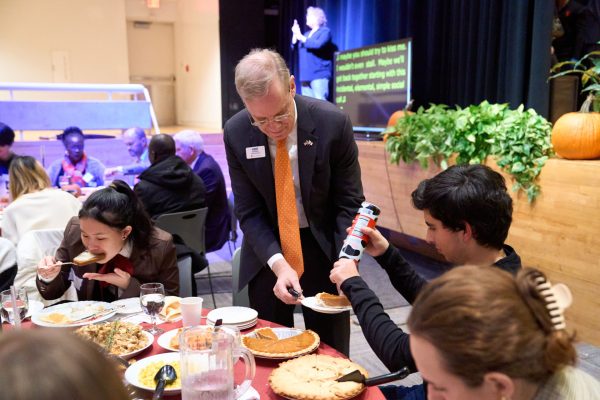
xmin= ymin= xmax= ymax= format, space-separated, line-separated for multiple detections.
xmin=336 ymin=366 xmax=411 ymax=386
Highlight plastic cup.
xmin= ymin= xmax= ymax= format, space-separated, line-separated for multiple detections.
xmin=180 ymin=297 xmax=203 ymax=327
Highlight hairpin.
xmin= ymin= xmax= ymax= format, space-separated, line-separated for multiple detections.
xmin=534 ymin=276 xmax=573 ymax=330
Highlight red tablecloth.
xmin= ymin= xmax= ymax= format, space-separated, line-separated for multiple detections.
xmin=9 ymin=310 xmax=385 ymax=400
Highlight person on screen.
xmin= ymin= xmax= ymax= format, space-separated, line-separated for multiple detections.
xmin=291 ymin=6 xmax=336 ymax=101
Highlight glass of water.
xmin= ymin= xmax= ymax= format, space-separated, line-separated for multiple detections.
xmin=140 ymin=283 xmax=165 ymax=335
xmin=1 ymin=288 xmax=29 ymax=325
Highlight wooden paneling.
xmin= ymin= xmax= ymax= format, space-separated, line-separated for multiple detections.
xmin=357 ymin=141 xmax=600 ymax=345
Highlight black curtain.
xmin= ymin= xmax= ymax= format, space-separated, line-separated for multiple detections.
xmin=278 ymin=0 xmax=553 ymax=116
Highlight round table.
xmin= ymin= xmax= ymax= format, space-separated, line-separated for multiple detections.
xmin=8 ymin=310 xmax=385 ymax=400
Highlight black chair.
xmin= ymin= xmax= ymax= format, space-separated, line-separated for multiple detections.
xmin=154 ymin=208 xmax=216 ymax=306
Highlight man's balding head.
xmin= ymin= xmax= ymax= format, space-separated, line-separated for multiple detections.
xmin=148 ymin=134 xmax=175 ymax=164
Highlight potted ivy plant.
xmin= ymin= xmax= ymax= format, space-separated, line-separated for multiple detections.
xmin=384 ymin=101 xmax=553 ymax=202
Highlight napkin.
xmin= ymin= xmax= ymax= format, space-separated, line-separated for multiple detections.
xmin=159 ymin=296 xmax=181 ymax=321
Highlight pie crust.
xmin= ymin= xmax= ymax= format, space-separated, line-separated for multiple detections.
xmin=242 ymin=328 xmax=320 ymax=358
xmin=269 ymin=354 xmax=367 ymax=400
xmin=316 ymin=292 xmax=351 ymax=308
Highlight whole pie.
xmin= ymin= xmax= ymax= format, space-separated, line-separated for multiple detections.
xmin=269 ymin=354 xmax=367 ymax=400
xmin=316 ymin=292 xmax=351 ymax=308
xmin=242 ymin=327 xmax=320 ymax=358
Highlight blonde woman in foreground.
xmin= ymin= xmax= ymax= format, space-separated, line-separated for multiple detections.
xmin=407 ymin=265 xmax=600 ymax=400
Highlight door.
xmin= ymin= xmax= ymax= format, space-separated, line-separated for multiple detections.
xmin=127 ymin=20 xmax=176 ymax=126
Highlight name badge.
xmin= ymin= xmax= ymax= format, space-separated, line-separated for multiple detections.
xmin=246 ymin=146 xmax=266 ymax=159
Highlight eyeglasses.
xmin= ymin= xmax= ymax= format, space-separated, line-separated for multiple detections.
xmin=248 ymin=111 xmax=292 ymax=128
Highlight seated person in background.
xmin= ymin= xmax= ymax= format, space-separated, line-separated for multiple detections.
xmin=329 ymin=164 xmax=521 ymax=392
xmin=0 ymin=122 xmax=17 ymax=203
xmin=174 ymin=130 xmax=231 ymax=252
xmin=0 ymin=329 xmax=130 ymax=400
xmin=408 ymin=265 xmax=600 ymax=399
xmin=1 ymin=156 xmax=81 ymax=244
xmin=47 ymin=126 xmax=106 ymax=190
xmin=105 ymin=127 xmax=150 ymax=178
xmin=136 ymin=134 xmax=207 ymax=295
xmin=134 ymin=134 xmax=206 ymax=218
xmin=36 ymin=180 xmax=178 ymax=301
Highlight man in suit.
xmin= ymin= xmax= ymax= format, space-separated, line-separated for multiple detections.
xmin=224 ymin=48 xmax=364 ymax=354
xmin=174 ymin=130 xmax=231 ymax=253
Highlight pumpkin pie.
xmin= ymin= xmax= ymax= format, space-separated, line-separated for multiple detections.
xmin=242 ymin=327 xmax=320 ymax=358
xmin=316 ymin=292 xmax=351 ymax=308
xmin=269 ymin=354 xmax=367 ymax=400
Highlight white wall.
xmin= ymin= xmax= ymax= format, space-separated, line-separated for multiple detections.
xmin=0 ymin=0 xmax=222 ymax=129
xmin=0 ymin=0 xmax=129 ymax=84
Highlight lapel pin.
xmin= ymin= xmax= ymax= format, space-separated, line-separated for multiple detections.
xmin=303 ymin=140 xmax=313 ymax=147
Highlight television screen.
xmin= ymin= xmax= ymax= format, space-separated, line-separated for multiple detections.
xmin=334 ymin=38 xmax=412 ymax=133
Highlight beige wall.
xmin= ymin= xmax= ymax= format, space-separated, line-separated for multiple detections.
xmin=0 ymin=0 xmax=129 ymax=83
xmin=0 ymin=0 xmax=222 ymax=129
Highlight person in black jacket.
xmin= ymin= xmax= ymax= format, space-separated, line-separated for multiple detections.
xmin=134 ymin=134 xmax=207 ymax=294
xmin=329 ymin=164 xmax=522 ymax=399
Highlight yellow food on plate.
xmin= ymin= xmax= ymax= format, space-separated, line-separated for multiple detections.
xmin=138 ymin=361 xmax=181 ymax=389
xmin=160 ymin=296 xmax=181 ymax=321
xmin=76 ymin=321 xmax=149 ymax=356
xmin=39 ymin=312 xmax=70 ymax=324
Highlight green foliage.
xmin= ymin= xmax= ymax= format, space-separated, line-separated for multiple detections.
xmin=384 ymin=101 xmax=553 ymax=202
xmin=549 ymin=49 xmax=600 ymax=112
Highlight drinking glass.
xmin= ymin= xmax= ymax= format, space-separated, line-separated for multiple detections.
xmin=1 ymin=288 xmax=29 ymax=325
xmin=140 ymin=283 xmax=165 ymax=335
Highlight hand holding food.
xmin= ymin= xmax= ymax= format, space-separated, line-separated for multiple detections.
xmin=37 ymin=255 xmax=62 ymax=281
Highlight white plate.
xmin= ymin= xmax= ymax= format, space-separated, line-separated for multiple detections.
xmin=121 ymin=330 xmax=155 ymax=360
xmin=27 ymin=300 xmax=44 ymax=318
xmin=31 ymin=301 xmax=116 ymax=327
xmin=207 ymin=318 xmax=257 ymax=330
xmin=157 ymin=327 xmax=183 ymax=352
xmin=301 ymin=296 xmax=352 ymax=314
xmin=125 ymin=352 xmax=181 ymax=395
xmin=206 ymin=307 xmax=258 ymax=325
xmin=111 ymin=297 xmax=143 ymax=314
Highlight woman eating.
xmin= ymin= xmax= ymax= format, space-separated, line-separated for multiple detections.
xmin=36 ymin=180 xmax=178 ymax=301
xmin=407 ymin=265 xmax=600 ymax=400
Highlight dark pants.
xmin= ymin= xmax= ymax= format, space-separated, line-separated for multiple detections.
xmin=248 ymin=228 xmax=350 ymax=356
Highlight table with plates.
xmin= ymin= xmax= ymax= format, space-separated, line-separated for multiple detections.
xmin=7 ymin=306 xmax=385 ymax=400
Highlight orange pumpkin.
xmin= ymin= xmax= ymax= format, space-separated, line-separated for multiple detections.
xmin=552 ymin=111 xmax=600 ymax=159
xmin=387 ymin=110 xmax=414 ymax=128
xmin=383 ymin=110 xmax=413 ymax=142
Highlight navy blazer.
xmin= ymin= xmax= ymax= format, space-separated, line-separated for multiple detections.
xmin=192 ymin=152 xmax=230 ymax=252
xmin=224 ymin=95 xmax=364 ymax=290
xmin=298 ymin=27 xmax=335 ymax=82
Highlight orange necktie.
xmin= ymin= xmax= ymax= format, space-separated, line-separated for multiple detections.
xmin=274 ymin=139 xmax=304 ymax=277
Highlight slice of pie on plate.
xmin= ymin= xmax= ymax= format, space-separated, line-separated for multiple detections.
xmin=316 ymin=292 xmax=351 ymax=308
xmin=242 ymin=327 xmax=319 ymax=358
xmin=269 ymin=354 xmax=367 ymax=400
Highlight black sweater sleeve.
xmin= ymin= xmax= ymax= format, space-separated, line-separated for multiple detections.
xmin=374 ymin=245 xmax=427 ymax=304
xmin=340 ymin=276 xmax=416 ymax=373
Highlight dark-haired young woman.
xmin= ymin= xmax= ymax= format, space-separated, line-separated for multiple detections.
xmin=36 ymin=180 xmax=178 ymax=301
